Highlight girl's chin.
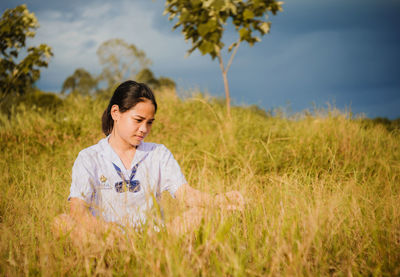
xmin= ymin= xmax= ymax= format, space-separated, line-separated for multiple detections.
xmin=130 ymin=140 xmax=141 ymax=148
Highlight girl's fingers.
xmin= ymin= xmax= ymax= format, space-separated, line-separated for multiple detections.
xmin=218 ymin=191 xmax=244 ymax=211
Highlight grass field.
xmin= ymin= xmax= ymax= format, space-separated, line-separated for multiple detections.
xmin=0 ymin=90 xmax=399 ymax=276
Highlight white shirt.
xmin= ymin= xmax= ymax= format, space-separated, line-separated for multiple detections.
xmin=68 ymin=136 xmax=186 ymax=227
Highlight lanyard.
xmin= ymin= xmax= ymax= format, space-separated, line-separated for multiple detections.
xmin=112 ymin=153 xmax=148 ymax=193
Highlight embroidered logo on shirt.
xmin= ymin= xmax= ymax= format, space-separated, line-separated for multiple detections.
xmin=99 ymin=174 xmax=112 ymax=189
xmin=100 ymin=175 xmax=107 ymax=183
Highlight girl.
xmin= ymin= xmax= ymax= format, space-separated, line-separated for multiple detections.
xmin=55 ymin=80 xmax=243 ymax=239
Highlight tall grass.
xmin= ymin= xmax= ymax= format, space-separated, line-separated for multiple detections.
xmin=0 ymin=90 xmax=399 ymax=276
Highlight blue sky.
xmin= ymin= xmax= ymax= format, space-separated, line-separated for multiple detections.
xmin=2 ymin=0 xmax=400 ymax=118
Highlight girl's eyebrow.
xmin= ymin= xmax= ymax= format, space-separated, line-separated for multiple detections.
xmin=133 ymin=115 xmax=155 ymax=120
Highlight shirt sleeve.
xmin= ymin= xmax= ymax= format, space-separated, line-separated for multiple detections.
xmin=158 ymin=145 xmax=187 ymax=198
xmin=68 ymin=152 xmax=95 ymax=204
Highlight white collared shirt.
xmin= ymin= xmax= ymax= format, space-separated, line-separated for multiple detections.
xmin=68 ymin=136 xmax=186 ymax=227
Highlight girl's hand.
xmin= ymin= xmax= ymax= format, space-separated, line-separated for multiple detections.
xmin=215 ymin=191 xmax=244 ymax=211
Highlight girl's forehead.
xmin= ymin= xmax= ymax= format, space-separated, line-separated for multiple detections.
xmin=128 ymin=101 xmax=155 ymax=116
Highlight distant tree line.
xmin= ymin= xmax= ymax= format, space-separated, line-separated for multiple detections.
xmin=1 ymin=4 xmax=399 ymax=131
xmin=61 ymin=38 xmax=176 ymax=97
xmin=361 ymin=117 xmax=400 ymax=132
xmin=0 ymin=5 xmax=175 ymax=114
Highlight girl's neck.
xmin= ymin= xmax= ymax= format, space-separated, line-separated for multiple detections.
xmin=108 ymin=133 xmax=138 ymax=151
xmin=108 ymin=133 xmax=137 ymax=169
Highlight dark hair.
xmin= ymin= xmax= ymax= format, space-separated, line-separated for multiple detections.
xmin=102 ymin=80 xmax=157 ymax=136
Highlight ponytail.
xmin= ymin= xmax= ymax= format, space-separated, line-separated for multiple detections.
xmin=102 ymin=106 xmax=114 ymax=136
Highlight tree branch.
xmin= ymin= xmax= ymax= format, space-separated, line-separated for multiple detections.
xmin=216 ymin=48 xmax=225 ymax=74
xmin=225 ymin=40 xmax=241 ymax=74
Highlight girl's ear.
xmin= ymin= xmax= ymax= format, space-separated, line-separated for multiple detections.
xmin=110 ymin=105 xmax=120 ymax=121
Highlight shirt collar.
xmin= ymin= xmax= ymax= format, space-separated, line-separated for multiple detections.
xmin=98 ymin=136 xmax=149 ymax=171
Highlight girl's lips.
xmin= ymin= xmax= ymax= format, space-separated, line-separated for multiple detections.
xmin=135 ymin=135 xmax=144 ymax=140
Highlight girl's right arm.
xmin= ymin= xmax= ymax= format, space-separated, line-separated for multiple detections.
xmin=69 ymin=197 xmax=114 ymax=235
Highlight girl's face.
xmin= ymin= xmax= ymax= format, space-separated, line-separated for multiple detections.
xmin=111 ymin=99 xmax=156 ymax=147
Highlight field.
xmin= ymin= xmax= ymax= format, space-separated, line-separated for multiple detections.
xmin=0 ymin=90 xmax=399 ymax=276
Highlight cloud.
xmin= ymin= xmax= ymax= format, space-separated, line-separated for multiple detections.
xmin=30 ymin=0 xmax=195 ymax=91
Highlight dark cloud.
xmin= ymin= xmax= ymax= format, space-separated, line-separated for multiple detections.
xmin=275 ymin=0 xmax=400 ymax=33
xmin=216 ymin=0 xmax=400 ymax=119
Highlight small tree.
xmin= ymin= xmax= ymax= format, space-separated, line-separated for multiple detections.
xmin=97 ymin=38 xmax=151 ymax=89
xmin=158 ymin=77 xmax=176 ymax=90
xmin=136 ymin=68 xmax=177 ymax=90
xmin=0 ymin=4 xmax=53 ymax=100
xmin=136 ymin=68 xmax=160 ymax=89
xmin=61 ymin=68 xmax=98 ymax=95
xmin=164 ymin=0 xmax=282 ymax=117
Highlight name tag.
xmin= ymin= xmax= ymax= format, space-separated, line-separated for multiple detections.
xmin=98 ymin=182 xmax=113 ymax=190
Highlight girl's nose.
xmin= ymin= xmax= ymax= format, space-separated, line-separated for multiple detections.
xmin=139 ymin=123 xmax=148 ymax=133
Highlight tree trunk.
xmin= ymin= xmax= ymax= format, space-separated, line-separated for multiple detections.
xmin=222 ymin=70 xmax=231 ymax=119
xmin=217 ymin=41 xmax=240 ymax=119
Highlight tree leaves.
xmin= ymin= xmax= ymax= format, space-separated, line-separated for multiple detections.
xmin=0 ymin=5 xmax=53 ymax=97
xmin=258 ymin=22 xmax=271 ymax=35
xmin=164 ymin=0 xmax=283 ymax=58
xmin=198 ymin=40 xmax=215 ymax=55
xmin=238 ymin=28 xmax=250 ymax=40
xmin=243 ymin=9 xmax=255 ymax=20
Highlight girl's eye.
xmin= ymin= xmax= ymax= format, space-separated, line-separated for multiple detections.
xmin=147 ymin=121 xmax=153 ymax=125
xmin=135 ymin=119 xmax=142 ymax=123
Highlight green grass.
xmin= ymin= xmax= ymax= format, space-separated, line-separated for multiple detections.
xmin=0 ymin=90 xmax=399 ymax=276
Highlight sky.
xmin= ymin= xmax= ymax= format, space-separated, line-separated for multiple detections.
xmin=1 ymin=0 xmax=400 ymax=119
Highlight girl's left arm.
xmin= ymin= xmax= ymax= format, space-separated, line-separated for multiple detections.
xmin=174 ymin=183 xmax=244 ymax=211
